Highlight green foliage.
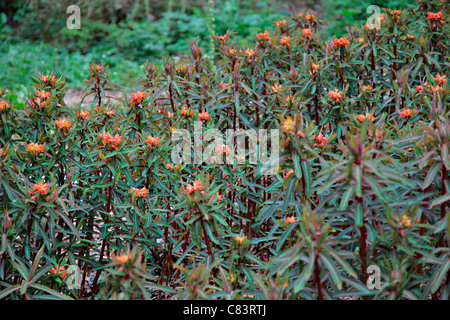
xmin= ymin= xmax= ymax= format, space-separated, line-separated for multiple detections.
xmin=0 ymin=0 xmax=449 ymax=301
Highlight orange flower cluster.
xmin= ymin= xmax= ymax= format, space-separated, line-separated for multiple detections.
xmin=130 ymin=91 xmax=146 ymax=105
xmin=271 ymin=83 xmax=283 ymax=93
xmin=30 ymin=181 xmax=49 ymax=196
xmin=434 ymin=73 xmax=447 ymax=85
xmin=390 ymin=9 xmax=402 ymax=16
xmin=34 ymin=90 xmax=51 ymax=109
xmin=26 ymin=142 xmax=44 ymax=154
xmin=176 ymin=65 xmax=188 ymax=74
xmin=116 ymin=254 xmax=132 ymax=264
xmin=215 ymin=144 xmax=231 ymax=155
xmin=96 ymin=65 xmax=103 ymax=72
xmin=282 ymin=116 xmax=295 ymax=133
xmin=280 ymin=36 xmax=291 ymax=48
xmin=414 ymin=76 xmax=446 ymax=93
xmin=257 ymin=30 xmax=271 ymax=44
xmin=128 ymin=187 xmax=149 ymax=198
xmin=54 ymin=118 xmax=71 ymax=130
xmin=427 ymin=11 xmax=444 ymax=22
xmin=185 ymin=180 xmax=202 ymax=194
xmin=302 ymin=28 xmax=313 ymax=40
xmin=0 ymin=99 xmax=10 ymax=112
xmin=166 ymin=163 xmax=180 ymax=170
xmin=198 ymin=111 xmax=210 ymax=120
xmin=217 ymin=34 xmax=229 ymax=41
xmin=285 ymin=216 xmax=299 ymax=225
xmin=79 ymin=110 xmax=90 ymax=120
xmin=49 ymin=265 xmax=67 ymax=279
xmin=235 ymin=235 xmax=246 ymax=245
xmin=311 ymin=133 xmax=328 ymax=145
xmin=357 ymin=113 xmax=375 ymax=122
xmin=275 ymin=19 xmax=287 ymax=29
xmin=40 ymin=74 xmax=56 ymax=86
xmin=98 ymin=132 xmax=122 ymax=150
xmin=332 ymin=36 xmax=349 ymax=48
xmin=105 ymin=108 xmax=115 ymax=117
xmin=284 ymin=169 xmax=294 ymax=179
xmin=145 ymin=135 xmax=161 ymax=148
xmin=401 ymin=34 xmax=416 ymax=40
xmin=181 ymin=108 xmax=194 ymax=117
xmin=328 ymin=88 xmax=344 ymax=103
xmin=245 ymin=48 xmax=256 ymax=61
xmin=399 ymin=108 xmax=417 ymax=118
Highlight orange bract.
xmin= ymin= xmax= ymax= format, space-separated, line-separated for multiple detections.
xmin=26 ymin=142 xmax=44 ymax=154
xmin=31 ymin=181 xmax=49 ymax=196
xmin=328 ymin=88 xmax=344 ymax=103
xmin=54 ymin=118 xmax=71 ymax=130
xmin=128 ymin=187 xmax=149 ymax=198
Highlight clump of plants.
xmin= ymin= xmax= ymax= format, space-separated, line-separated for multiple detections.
xmin=0 ymin=0 xmax=449 ymax=300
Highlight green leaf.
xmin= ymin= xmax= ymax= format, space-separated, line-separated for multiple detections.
xmin=319 ymin=251 xmax=342 ymax=290
xmin=422 ymin=162 xmax=442 ymax=190
xmin=430 ymin=256 xmax=450 ymax=294
xmin=0 ymin=285 xmax=21 ymax=299
xmin=30 ymin=283 xmax=74 ymax=300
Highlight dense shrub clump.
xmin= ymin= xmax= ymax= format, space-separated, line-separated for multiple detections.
xmin=0 ymin=0 xmax=449 ymax=300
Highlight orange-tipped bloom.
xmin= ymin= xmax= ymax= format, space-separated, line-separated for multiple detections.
xmin=115 ymin=254 xmax=131 ymax=264
xmin=275 ymin=19 xmax=287 ymax=29
xmin=332 ymin=36 xmax=349 ymax=48
xmin=257 ymin=30 xmax=271 ymax=44
xmin=54 ymin=118 xmax=71 ymax=130
xmin=31 ymin=181 xmax=49 ymax=196
xmin=271 ymin=83 xmax=283 ymax=93
xmin=215 ymin=144 xmax=231 ymax=155
xmin=282 ymin=116 xmax=295 ymax=133
xmin=49 ymin=265 xmax=67 ymax=279
xmin=302 ymin=28 xmax=313 ymax=39
xmin=41 ymin=74 xmax=56 ymax=86
xmin=427 ymin=11 xmax=444 ymax=22
xmin=284 ymin=169 xmax=294 ymax=179
xmin=129 ymin=91 xmax=146 ymax=106
xmin=285 ymin=216 xmax=299 ymax=225
xmin=311 ymin=133 xmax=328 ymax=145
xmin=245 ymin=48 xmax=256 ymax=61
xmin=328 ymin=88 xmax=344 ymax=103
xmin=34 ymin=90 xmax=51 ymax=109
xmin=235 ymin=235 xmax=246 ymax=244
xmin=79 ymin=110 xmax=90 ymax=120
xmin=105 ymin=108 xmax=115 ymax=117
xmin=0 ymin=99 xmax=10 ymax=112
xmin=198 ymin=111 xmax=210 ymax=120
xmin=305 ymin=13 xmax=316 ymax=21
xmin=27 ymin=142 xmax=44 ymax=154
xmin=399 ymin=108 xmax=417 ymax=118
xmin=180 ymin=108 xmax=194 ymax=117
xmin=99 ymin=132 xmax=122 ymax=150
xmin=357 ymin=113 xmax=375 ymax=122
xmin=185 ymin=184 xmax=195 ymax=194
xmin=280 ymin=36 xmax=291 ymax=48
xmin=128 ymin=187 xmax=149 ymax=198
xmin=434 ymin=73 xmax=447 ymax=85
xmin=145 ymin=135 xmax=161 ymax=148
xmin=193 ymin=180 xmax=202 ymax=191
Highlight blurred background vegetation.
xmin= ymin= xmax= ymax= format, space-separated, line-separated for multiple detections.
xmin=0 ymin=0 xmax=416 ymax=96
